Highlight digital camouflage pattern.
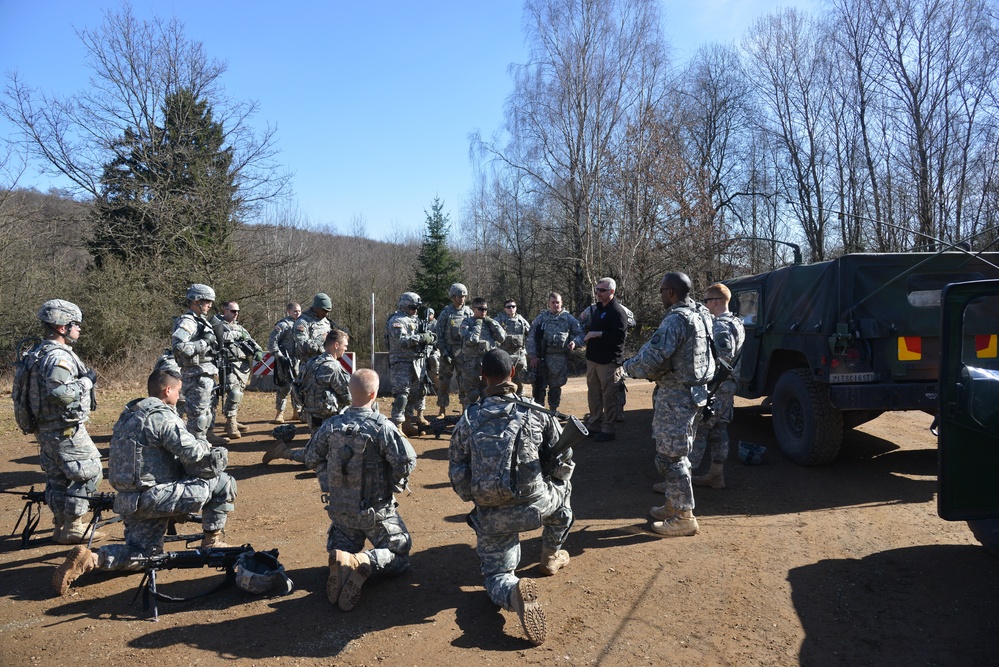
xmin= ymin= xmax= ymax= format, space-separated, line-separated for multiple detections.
xmin=268 ymin=315 xmax=299 ymax=411
xmin=293 ymin=309 xmax=333 ymax=362
xmin=495 ymin=310 xmax=532 ymax=388
xmin=526 ymin=311 xmax=584 ymax=410
xmin=387 ymin=309 xmax=431 ymax=422
xmin=304 ymin=406 xmax=417 ymax=577
xmin=458 ymin=315 xmax=506 ymax=406
xmin=623 ymin=296 xmax=713 ymax=512
xmin=172 ymin=310 xmax=220 ymax=438
xmin=691 ymin=311 xmax=745 ymax=468
xmin=449 ymin=387 xmax=573 ymax=610
xmin=212 ymin=316 xmax=262 ymax=418
xmin=295 ymin=352 xmax=351 ymax=424
xmin=434 ymin=303 xmax=474 ymax=410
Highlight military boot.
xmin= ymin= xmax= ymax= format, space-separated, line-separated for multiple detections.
xmin=225 ymin=418 xmax=241 ymax=439
xmin=272 ymin=410 xmax=286 ymax=425
xmin=337 ymin=552 xmax=372 ymax=611
xmin=234 ymin=418 xmax=249 ymax=433
xmin=51 ymin=512 xmax=65 ymax=544
xmin=510 ymin=578 xmax=547 ymax=645
xmin=538 ymin=547 xmax=570 ymax=576
xmin=401 ymin=417 xmax=420 ymax=438
xmin=649 ymin=498 xmax=676 ymax=521
xmin=53 ymin=545 xmax=99 ymax=595
xmin=58 ymin=515 xmax=104 ymax=545
xmin=650 ymin=510 xmax=699 ymax=538
xmin=415 ymin=410 xmax=432 ymax=428
xmin=692 ymin=462 xmax=726 ymax=489
xmin=201 ymin=530 xmax=231 ymax=548
xmin=262 ymin=441 xmax=292 ymax=465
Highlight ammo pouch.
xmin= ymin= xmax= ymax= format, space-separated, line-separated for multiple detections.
xmin=469 ymin=504 xmax=543 ymax=536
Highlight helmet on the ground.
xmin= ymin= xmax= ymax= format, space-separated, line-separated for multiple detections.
xmin=448 ymin=283 xmax=468 ymax=298
xmin=272 ymin=424 xmax=296 ymax=443
xmin=398 ymin=292 xmax=422 ymax=310
xmin=738 ymin=441 xmax=767 ymax=465
xmin=235 ymin=549 xmax=294 ymax=595
xmin=312 ymin=293 xmax=333 ymax=311
xmin=186 ymin=284 xmax=216 ymax=302
xmin=37 ymin=299 xmax=83 ymax=327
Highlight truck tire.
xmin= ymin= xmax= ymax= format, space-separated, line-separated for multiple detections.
xmin=968 ymin=519 xmax=999 ymax=556
xmin=772 ymin=368 xmax=844 ymax=465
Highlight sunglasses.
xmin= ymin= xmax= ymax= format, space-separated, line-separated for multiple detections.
xmin=595 ymin=287 xmax=610 ymax=293
xmin=474 ymin=307 xmax=488 ymax=312
xmin=703 ymin=297 xmax=722 ymax=303
xmin=505 ymin=304 xmax=516 ymax=308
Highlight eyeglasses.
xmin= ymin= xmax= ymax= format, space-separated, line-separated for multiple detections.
xmin=505 ymin=304 xmax=516 ymax=309
xmin=228 ymin=309 xmax=239 ymax=313
xmin=68 ymin=322 xmax=81 ymax=329
xmin=703 ymin=297 xmax=722 ymax=303
xmin=595 ymin=287 xmax=610 ymax=293
xmin=474 ymin=307 xmax=488 ymax=312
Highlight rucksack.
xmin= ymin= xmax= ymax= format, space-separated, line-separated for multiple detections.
xmin=11 ymin=337 xmax=44 ymax=435
xmin=465 ymin=400 xmax=530 ymax=506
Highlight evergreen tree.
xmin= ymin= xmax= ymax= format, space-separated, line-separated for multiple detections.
xmin=411 ymin=197 xmax=462 ymax=310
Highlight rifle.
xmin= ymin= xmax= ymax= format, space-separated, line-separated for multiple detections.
xmin=416 ymin=317 xmax=438 ymax=397
xmin=424 ymin=414 xmax=461 ymax=439
xmin=1 ymin=486 xmax=45 ymax=548
xmin=495 ymin=396 xmax=590 ymax=477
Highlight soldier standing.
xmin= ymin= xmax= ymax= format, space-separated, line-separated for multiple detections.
xmin=527 ymin=292 xmax=584 ymax=412
xmin=433 ymin=283 xmax=473 ymax=416
xmin=294 ymin=293 xmax=335 ymax=363
xmin=494 ymin=299 xmax=532 ymax=394
xmin=458 ymin=297 xmax=506 ymax=406
xmin=53 ymin=368 xmax=237 ymax=595
xmin=212 ymin=301 xmax=264 ymax=440
xmin=624 ymin=272 xmax=714 ymax=537
xmin=23 ymin=299 xmax=104 ymax=545
xmin=387 ymin=292 xmax=436 ymax=436
xmin=172 ymin=284 xmax=228 ymax=446
xmin=268 ymin=302 xmax=302 ymax=424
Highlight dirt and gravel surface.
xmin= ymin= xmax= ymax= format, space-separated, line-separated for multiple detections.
xmin=1 ymin=376 xmax=997 ymax=667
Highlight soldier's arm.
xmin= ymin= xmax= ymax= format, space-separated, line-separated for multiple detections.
xmin=381 ymin=424 xmax=417 ymax=484
xmin=486 ymin=318 xmax=506 ymax=344
xmin=172 ymin=318 xmax=208 ymax=361
xmin=392 ymin=319 xmax=423 ymax=349
xmin=569 ymin=315 xmax=585 ymax=348
xmin=267 ymin=321 xmax=285 ymax=353
xmin=46 ymin=356 xmax=91 ymax=411
xmin=526 ymin=316 xmax=542 ymax=357
xmin=303 ymin=425 xmax=331 ymax=491
xmin=623 ymin=320 xmax=683 ymax=379
xmin=447 ymin=420 xmax=473 ymax=502
xmin=541 ymin=413 xmax=574 ymax=482
xmin=156 ymin=417 xmax=223 ymax=479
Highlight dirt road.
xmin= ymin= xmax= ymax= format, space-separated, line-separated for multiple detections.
xmin=1 ymin=377 xmax=996 ymax=666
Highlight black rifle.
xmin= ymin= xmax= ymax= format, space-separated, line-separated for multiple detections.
xmin=132 ymin=544 xmax=257 ymax=621
xmin=416 ymin=317 xmax=438 ymax=397
xmin=1 ymin=486 xmax=45 ymax=548
xmin=65 ymin=492 xmax=120 ymax=548
xmin=424 ymin=414 xmax=461 ymax=439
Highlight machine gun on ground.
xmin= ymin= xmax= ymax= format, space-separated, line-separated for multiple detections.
xmin=1 ymin=486 xmax=46 ymax=548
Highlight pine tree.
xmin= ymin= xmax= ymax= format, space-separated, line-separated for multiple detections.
xmin=411 ymin=197 xmax=462 ymax=310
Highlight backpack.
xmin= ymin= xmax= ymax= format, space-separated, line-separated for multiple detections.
xmin=11 ymin=338 xmax=44 ymax=435
xmin=465 ymin=400 xmax=530 ymax=506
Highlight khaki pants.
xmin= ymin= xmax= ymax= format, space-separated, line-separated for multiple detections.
xmin=586 ymin=360 xmax=622 ymax=434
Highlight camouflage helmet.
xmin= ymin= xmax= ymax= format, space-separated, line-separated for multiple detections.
xmin=37 ymin=299 xmax=83 ymax=327
xmin=186 ymin=283 xmax=216 ymax=302
xmin=425 ymin=306 xmax=435 ymax=319
xmin=312 ymin=293 xmax=333 ymax=311
xmin=448 ymin=283 xmax=468 ymax=298
xmin=398 ymin=292 xmax=422 ymax=310
xmin=234 ymin=549 xmax=293 ymax=596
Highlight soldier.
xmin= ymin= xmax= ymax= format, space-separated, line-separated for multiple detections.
xmin=688 ymin=283 xmax=745 ymax=490
xmin=212 ymin=301 xmax=264 ymax=440
xmin=294 ymin=293 xmax=336 ymax=363
xmin=387 ymin=292 xmax=436 ymax=436
xmin=458 ymin=297 xmax=506 ymax=406
xmin=172 ymin=283 xmax=228 ymax=446
xmin=527 ymin=292 xmax=584 ymax=412
xmin=433 ymin=283 xmax=473 ymax=416
xmin=424 ymin=306 xmax=441 ymax=390
xmin=52 ymin=368 xmax=237 ymax=595
xmin=304 ymin=369 xmax=417 ymax=611
xmin=268 ymin=302 xmax=302 ymax=424
xmin=623 ymin=272 xmax=714 ymax=538
xmin=449 ymin=349 xmax=574 ymax=646
xmin=23 ymin=299 xmax=104 ymax=545
xmin=494 ymin=299 xmax=532 ymax=394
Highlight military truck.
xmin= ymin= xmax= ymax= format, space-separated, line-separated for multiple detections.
xmin=724 ymin=252 xmax=999 ymax=466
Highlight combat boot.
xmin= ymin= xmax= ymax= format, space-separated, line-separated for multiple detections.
xmin=201 ymin=530 xmax=231 ymax=548
xmin=510 ymin=578 xmax=547 ymax=645
xmin=650 ymin=510 xmax=699 ymax=538
xmin=273 ymin=410 xmax=285 ymax=425
xmin=207 ymin=432 xmax=230 ymax=446
xmin=58 ymin=515 xmax=104 ymax=545
xmin=401 ymin=417 xmax=420 ymax=438
xmin=262 ymin=441 xmax=292 ymax=465
xmin=415 ymin=410 xmax=432 ymax=428
xmin=51 ymin=512 xmax=65 ymax=544
xmin=337 ymin=552 xmax=372 ymax=611
xmin=234 ymin=418 xmax=249 ymax=433
xmin=538 ymin=547 xmax=570 ymax=576
xmin=53 ymin=545 xmax=99 ymax=595
xmin=692 ymin=462 xmax=726 ymax=489
xmin=225 ymin=418 xmax=241 ymax=439
xmin=649 ymin=498 xmax=676 ymax=521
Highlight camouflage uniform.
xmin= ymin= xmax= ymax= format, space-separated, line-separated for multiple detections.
xmin=495 ymin=310 xmax=532 ymax=391
xmin=293 ymin=309 xmax=333 ymax=363
xmin=526 ymin=311 xmax=584 ymax=410
xmin=387 ymin=308 xmax=432 ymax=424
xmin=623 ymin=296 xmax=713 ymax=512
xmin=458 ymin=315 xmax=506 ymax=406
xmin=304 ymin=406 xmax=417 ymax=578
xmin=32 ymin=340 xmax=102 ymax=519
xmin=434 ymin=303 xmax=473 ymax=410
xmin=448 ymin=384 xmax=574 ymax=611
xmin=690 ymin=311 xmax=745 ymax=468
xmin=268 ymin=314 xmax=299 ymax=413
xmin=211 ymin=315 xmax=262 ymax=420
xmin=296 ymin=352 xmax=352 ymax=432
xmin=172 ymin=310 xmax=219 ymax=439
xmin=92 ymin=396 xmax=235 ymax=570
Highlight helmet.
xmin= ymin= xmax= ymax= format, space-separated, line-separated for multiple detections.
xmin=234 ymin=549 xmax=294 ymax=595
xmin=312 ymin=293 xmax=333 ymax=311
xmin=186 ymin=284 xmax=216 ymax=302
xmin=448 ymin=283 xmax=468 ymax=298
xmin=37 ymin=299 xmax=82 ymax=327
xmin=425 ymin=306 xmax=435 ymax=319
xmin=272 ymin=424 xmax=297 ymax=443
xmin=737 ymin=441 xmax=767 ymax=465
xmin=398 ymin=292 xmax=422 ymax=310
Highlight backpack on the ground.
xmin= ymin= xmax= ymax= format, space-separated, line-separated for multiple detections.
xmin=12 ymin=337 xmax=43 ymax=435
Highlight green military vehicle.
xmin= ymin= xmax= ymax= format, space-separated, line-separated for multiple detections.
xmin=724 ymin=252 xmax=999 ymax=466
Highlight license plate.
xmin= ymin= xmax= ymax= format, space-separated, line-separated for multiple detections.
xmin=828 ymin=372 xmax=875 ymax=383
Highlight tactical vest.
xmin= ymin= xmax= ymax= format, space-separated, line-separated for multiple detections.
xmin=325 ymin=413 xmax=395 ymax=516
xmin=108 ymin=397 xmax=181 ymax=493
xmin=463 ymin=398 xmax=544 ymax=507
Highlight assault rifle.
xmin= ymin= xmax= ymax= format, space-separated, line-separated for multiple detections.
xmin=133 ymin=544 xmax=253 ymax=620
xmin=424 ymin=414 xmax=461 ymax=439
xmin=416 ymin=317 xmax=438 ymax=398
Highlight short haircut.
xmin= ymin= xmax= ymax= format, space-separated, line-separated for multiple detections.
xmin=286 ymin=302 xmax=301 ymax=311
xmin=325 ymin=329 xmax=349 ymax=346
xmin=482 ymin=348 xmax=513 ymax=380
xmin=705 ymin=283 xmax=731 ymax=301
xmin=351 ymin=368 xmax=379 ymax=396
xmin=222 ymin=301 xmax=238 ymax=310
xmin=549 ymin=292 xmax=562 ymax=301
xmin=598 ymin=277 xmax=617 ymax=291
xmin=471 ymin=297 xmax=488 ymax=309
xmin=663 ymin=272 xmax=692 ymax=299
xmin=148 ymin=367 xmax=181 ymax=397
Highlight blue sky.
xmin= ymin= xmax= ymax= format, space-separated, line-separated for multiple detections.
xmin=0 ymin=1 xmax=814 ymax=240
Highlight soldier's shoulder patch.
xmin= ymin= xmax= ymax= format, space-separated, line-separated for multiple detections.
xmin=53 ymin=358 xmax=74 ymax=372
xmin=177 ymin=318 xmax=197 ymax=334
xmin=651 ymin=333 xmax=661 ymax=346
xmin=295 ymin=323 xmax=307 ymax=333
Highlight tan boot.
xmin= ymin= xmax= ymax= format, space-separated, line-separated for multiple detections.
xmin=538 ymin=548 xmax=570 ymax=576
xmin=52 ymin=512 xmax=65 ymax=544
xmin=510 ymin=578 xmax=547 ymax=645
xmin=650 ymin=510 xmax=699 ymax=537
xmin=401 ymin=417 xmax=420 ymax=438
xmin=649 ymin=498 xmax=676 ymax=521
xmin=207 ymin=432 xmax=230 ymax=446
xmin=273 ymin=410 xmax=285 ymax=425
xmin=201 ymin=530 xmax=231 ymax=548
xmin=235 ymin=418 xmax=249 ymax=433
xmin=57 ymin=515 xmax=104 ymax=545
xmin=53 ymin=545 xmax=99 ymax=595
xmin=692 ymin=462 xmax=726 ymax=489
xmin=262 ymin=442 xmax=292 ymax=465
xmin=225 ymin=418 xmax=241 ymax=439
xmin=337 ymin=552 xmax=372 ymax=611
xmin=415 ymin=410 xmax=431 ymax=428
xmin=328 ymin=550 xmax=352 ymax=605
xmin=436 ymin=406 xmax=446 ymax=419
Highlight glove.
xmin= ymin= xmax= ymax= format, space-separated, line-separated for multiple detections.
xmin=254 ymin=350 xmax=264 ymax=362
xmin=83 ymin=368 xmax=98 ymax=385
xmin=420 ymin=333 xmax=435 ymax=346
xmin=202 ymin=330 xmax=217 ymax=348
xmin=483 ymin=316 xmax=495 ymax=325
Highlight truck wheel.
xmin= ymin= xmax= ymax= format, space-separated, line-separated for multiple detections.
xmin=968 ymin=519 xmax=999 ymax=556
xmin=772 ymin=368 xmax=843 ymax=465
